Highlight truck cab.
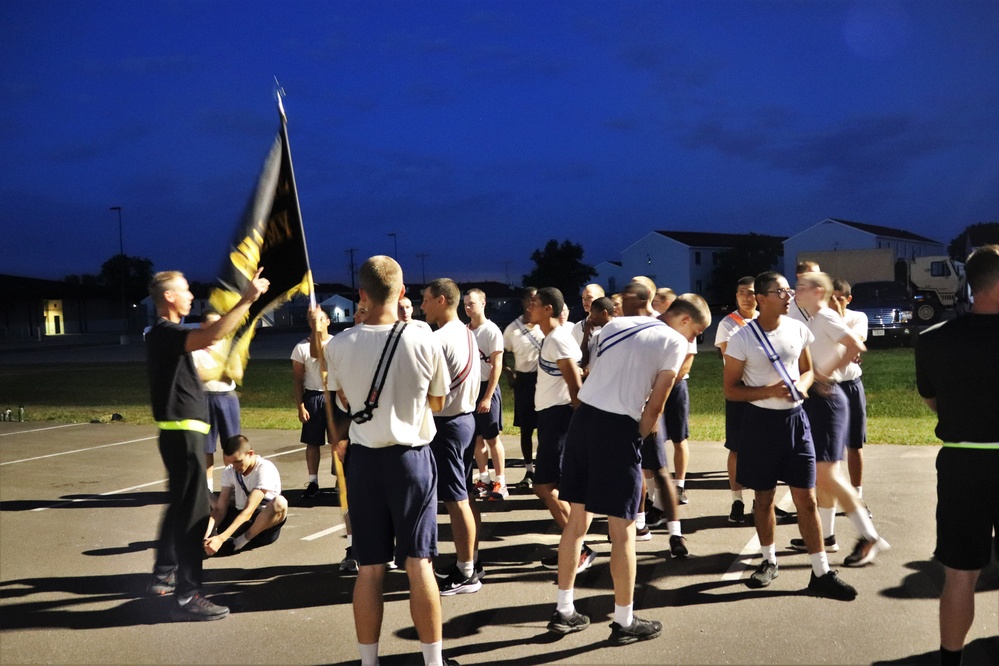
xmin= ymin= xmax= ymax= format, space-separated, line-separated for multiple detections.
xmin=849 ymin=281 xmax=915 ymax=346
xmin=907 ymin=256 xmax=965 ymax=323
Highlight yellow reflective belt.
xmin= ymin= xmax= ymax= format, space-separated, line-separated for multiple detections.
xmin=157 ymin=420 xmax=211 ymax=434
xmin=942 ymin=442 xmax=999 ymax=450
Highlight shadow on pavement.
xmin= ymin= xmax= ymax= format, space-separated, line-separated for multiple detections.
xmin=0 ymin=491 xmax=168 ymax=512
xmin=873 ymin=636 xmax=999 ymax=665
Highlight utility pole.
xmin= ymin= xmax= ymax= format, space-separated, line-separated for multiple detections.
xmin=345 ymin=248 xmax=357 ymax=302
xmin=109 ymin=206 xmax=127 ymax=332
xmin=388 ymin=232 xmax=398 ymax=261
xmin=416 ymin=253 xmax=429 ymax=285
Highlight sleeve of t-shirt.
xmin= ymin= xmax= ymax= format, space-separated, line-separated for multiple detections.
xmin=254 ymin=459 xmax=281 ymax=494
xmin=485 ymin=327 xmax=504 ymax=356
xmin=725 ymin=327 xmax=750 ymax=362
xmin=325 ymin=338 xmax=341 ymax=392
xmin=570 ymin=320 xmax=584 ymax=346
xmin=688 ymin=339 xmax=698 ymax=356
xmin=552 ymin=331 xmax=583 ymax=362
xmin=714 ymin=317 xmax=736 ymax=347
xmin=290 ymin=340 xmax=309 ymax=363
xmin=662 ymin=335 xmax=686 ymax=374
xmin=427 ymin=335 xmax=449 ymax=397
xmin=503 ymin=324 xmax=514 ymax=352
xmin=220 ymin=466 xmax=236 ymax=489
xmin=848 ymin=311 xmax=869 ymax=342
xmin=822 ymin=310 xmax=853 ymax=342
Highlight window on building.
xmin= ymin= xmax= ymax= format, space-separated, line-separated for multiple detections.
xmin=696 ymin=279 xmax=702 ymax=293
xmin=694 ymin=251 xmax=701 ymax=265
xmin=712 ymin=252 xmax=719 ymax=266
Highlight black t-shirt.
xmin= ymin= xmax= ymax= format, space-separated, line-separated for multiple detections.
xmin=915 ymin=313 xmax=999 ymax=443
xmin=146 ymin=318 xmax=208 ymax=423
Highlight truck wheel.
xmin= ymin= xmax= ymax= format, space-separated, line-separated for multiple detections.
xmin=915 ymin=301 xmax=939 ymax=324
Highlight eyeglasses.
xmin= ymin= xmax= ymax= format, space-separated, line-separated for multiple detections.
xmin=763 ymin=288 xmax=795 ymax=297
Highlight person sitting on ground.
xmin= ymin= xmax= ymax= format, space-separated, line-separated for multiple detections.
xmin=204 ymin=434 xmax=288 ymax=556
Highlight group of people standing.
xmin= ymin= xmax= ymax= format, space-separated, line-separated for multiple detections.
xmin=143 ymin=244 xmax=999 ymax=666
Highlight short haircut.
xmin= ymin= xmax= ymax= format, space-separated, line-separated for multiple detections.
xmin=535 ymin=287 xmax=564 ymax=316
xmin=966 ymin=244 xmax=999 ymax=295
xmin=582 ymin=283 xmax=605 ymax=297
xmin=664 ymin=293 xmax=712 ymax=328
xmin=149 ymin=271 xmax=185 ymax=307
xmin=655 ymin=287 xmax=676 ymax=301
xmin=796 ymin=260 xmax=820 ymax=275
xmin=465 ymin=288 xmax=486 ymax=302
xmin=755 ymin=271 xmax=784 ymax=297
xmin=622 ymin=280 xmax=650 ymax=303
xmin=359 ymin=255 xmax=403 ymax=305
xmin=832 ymin=277 xmax=851 ymax=297
xmin=630 ymin=275 xmax=657 ymax=294
xmin=737 ymin=275 xmax=755 ymax=289
xmin=222 ymin=434 xmax=249 ymax=457
xmin=798 ymin=271 xmax=834 ymax=302
xmin=426 ymin=278 xmax=460 ymax=308
xmin=521 ymin=286 xmax=538 ymax=303
xmin=590 ymin=296 xmax=614 ymax=315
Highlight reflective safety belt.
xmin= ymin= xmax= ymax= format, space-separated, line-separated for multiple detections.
xmin=352 ymin=321 xmax=407 ymax=425
xmin=157 ymin=419 xmax=211 ymax=434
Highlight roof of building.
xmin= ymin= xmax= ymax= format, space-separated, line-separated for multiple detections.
xmin=826 ymin=218 xmax=940 ymax=244
xmin=0 ymin=274 xmax=117 ymax=300
xmin=654 ymin=230 xmax=786 ymax=248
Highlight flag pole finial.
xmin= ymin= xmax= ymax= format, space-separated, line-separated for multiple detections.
xmin=274 ymin=77 xmax=287 ymax=121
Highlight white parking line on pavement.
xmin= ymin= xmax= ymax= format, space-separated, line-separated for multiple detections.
xmin=301 ymin=524 xmax=346 ymax=541
xmin=721 ymin=489 xmax=793 ymax=581
xmin=1 ymin=436 xmax=157 ymax=465
xmin=0 ymin=423 xmax=89 ymax=437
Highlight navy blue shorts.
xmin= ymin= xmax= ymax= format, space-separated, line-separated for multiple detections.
xmin=205 ymin=391 xmax=240 ymax=454
xmin=840 ymin=378 xmax=867 ymax=450
xmin=512 ymin=371 xmax=538 ymax=430
xmin=803 ymin=384 xmax=848 ymax=463
xmin=663 ymin=378 xmax=690 ymax=443
xmin=219 ymin=504 xmax=285 ymax=549
xmin=724 ymin=399 xmax=747 ymax=452
xmin=345 ymin=444 xmax=438 ymax=567
xmin=300 ymin=390 xmax=328 ymax=446
xmin=534 ymin=404 xmax=573 ymax=485
xmin=935 ymin=447 xmax=999 ymax=570
xmin=640 ymin=422 xmax=667 ymax=471
xmin=736 ymin=404 xmax=815 ymax=491
xmin=473 ymin=381 xmax=503 ymax=439
xmin=560 ymin=404 xmax=644 ymax=520
xmin=430 ymin=413 xmax=476 ymax=502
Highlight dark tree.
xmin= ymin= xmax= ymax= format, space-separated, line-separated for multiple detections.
xmin=522 ymin=239 xmax=596 ymax=303
xmin=98 ymin=254 xmax=155 ymax=303
xmin=707 ymin=233 xmax=784 ymax=305
xmin=947 ymin=222 xmax=999 ymax=261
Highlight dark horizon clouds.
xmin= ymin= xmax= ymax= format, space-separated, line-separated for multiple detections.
xmin=2 ymin=1 xmax=997 ymax=287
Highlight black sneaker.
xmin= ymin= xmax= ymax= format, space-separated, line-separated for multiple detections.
xmin=339 ymin=547 xmax=359 ymax=575
xmin=303 ymin=481 xmax=320 ymax=499
xmin=789 ymin=534 xmax=838 ymax=553
xmin=635 ymin=525 xmax=652 ymax=542
xmin=540 ymin=552 xmax=559 ymax=569
xmin=147 ymin=571 xmax=176 ymax=596
xmin=669 ymin=534 xmax=688 ymax=559
xmin=609 ymin=616 xmax=662 ymax=645
xmin=747 ymin=560 xmax=778 ymax=588
xmin=516 ymin=471 xmax=534 ymax=490
xmin=728 ymin=499 xmax=745 ymax=524
xmin=676 ymin=487 xmax=689 ymax=505
xmin=547 ymin=609 xmax=590 ymax=634
xmin=438 ymin=566 xmax=482 ymax=596
xmin=843 ymin=536 xmax=890 ymax=567
xmin=645 ymin=505 xmax=667 ymax=527
xmin=170 ymin=595 xmax=229 ymax=622
xmin=807 ymin=570 xmax=858 ymax=601
xmin=542 ymin=544 xmax=596 ymax=573
xmin=472 ymin=560 xmax=484 ymax=583
xmin=774 ymin=506 xmax=796 ymax=523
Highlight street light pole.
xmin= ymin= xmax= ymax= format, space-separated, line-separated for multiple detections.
xmin=388 ymin=232 xmax=398 ymax=260
xmin=416 ymin=253 xmax=429 ymax=284
xmin=109 ymin=206 xmax=127 ymax=333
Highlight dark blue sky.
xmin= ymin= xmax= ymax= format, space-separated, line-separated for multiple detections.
xmin=2 ymin=1 xmax=997 ymax=286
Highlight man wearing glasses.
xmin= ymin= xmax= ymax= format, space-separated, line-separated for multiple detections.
xmin=722 ymin=272 xmax=857 ymax=600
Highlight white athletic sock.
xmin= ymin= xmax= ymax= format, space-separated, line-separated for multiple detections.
xmin=819 ymin=506 xmax=836 ymax=537
xmin=675 ymin=479 xmax=685 ymax=489
xmin=233 ymin=534 xmax=249 ymax=551
xmin=206 ymin=478 xmax=214 ymax=492
xmin=847 ymin=508 xmax=878 ymax=542
xmin=731 ymin=490 xmax=744 ymax=502
xmin=495 ymin=474 xmax=506 ymax=488
xmin=420 ymin=641 xmax=443 ymax=666
xmin=308 ymin=474 xmax=318 ymax=483
xmin=810 ymin=551 xmax=830 ymax=577
xmin=359 ymin=642 xmax=379 ymax=666
xmin=458 ymin=560 xmax=474 ymax=579
xmin=855 ymin=486 xmax=863 ymax=498
xmin=556 ymin=588 xmax=575 ymax=616
xmin=667 ymin=520 xmax=682 ymax=537
xmin=635 ymin=512 xmax=647 ymax=530
xmin=526 ymin=463 xmax=535 ymax=473
xmin=346 ymin=534 xmax=353 ymax=547
xmin=760 ymin=543 xmax=777 ymax=565
xmin=479 ymin=472 xmax=489 ymax=484
xmin=614 ymin=603 xmax=634 ymax=628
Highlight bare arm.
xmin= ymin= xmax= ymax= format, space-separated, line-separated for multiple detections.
xmin=815 ymin=332 xmax=866 ymax=383
xmin=557 ymin=357 xmax=583 ymax=408
xmin=638 ymin=369 xmax=677 ymax=438
xmin=428 ymin=394 xmax=445 ymax=413
xmin=677 ymin=352 xmax=695 ymax=379
xmin=185 ymin=269 xmax=269 ymax=353
xmin=292 ymin=360 xmax=309 ymax=423
xmin=205 ymin=487 xmax=267 ymax=555
xmin=478 ymin=351 xmax=503 ymax=413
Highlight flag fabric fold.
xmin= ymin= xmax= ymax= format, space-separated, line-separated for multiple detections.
xmin=208 ymin=117 xmax=312 ymax=384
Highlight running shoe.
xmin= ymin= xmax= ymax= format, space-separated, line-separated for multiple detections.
xmin=635 ymin=525 xmax=652 ymax=542
xmin=438 ymin=566 xmax=482 ymax=596
xmin=728 ymin=499 xmax=745 ymax=524
xmin=487 ymin=481 xmax=509 ymax=501
xmin=747 ymin=560 xmax=778 ymax=588
xmin=676 ymin=487 xmax=689 ymax=505
xmin=843 ymin=536 xmax=890 ymax=567
xmin=147 ymin=571 xmax=176 ymax=596
xmin=807 ymin=570 xmax=858 ymax=600
xmin=577 ymin=544 xmax=596 ymax=573
xmin=303 ymin=481 xmax=320 ymax=499
xmin=170 ymin=595 xmax=229 ymax=622
xmin=547 ymin=610 xmax=590 ymax=634
xmin=339 ymin=547 xmax=359 ymax=575
xmin=473 ymin=479 xmax=490 ymax=498
xmin=645 ymin=505 xmax=667 ymax=527
xmin=516 ymin=471 xmax=534 ymax=490
xmin=789 ymin=535 xmax=838 ymax=553
xmin=609 ymin=616 xmax=662 ymax=645
xmin=669 ymin=534 xmax=688 ymax=559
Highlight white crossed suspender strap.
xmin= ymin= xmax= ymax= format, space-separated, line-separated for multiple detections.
xmin=746 ymin=320 xmax=804 ymax=402
xmin=515 ymin=317 xmax=542 ymax=352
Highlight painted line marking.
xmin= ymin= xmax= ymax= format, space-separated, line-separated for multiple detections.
xmin=720 ymin=490 xmax=793 ymax=581
xmin=301 ymin=524 xmax=346 ymax=541
xmin=1 ymin=436 xmax=157 ymax=466
xmin=0 ymin=423 xmax=89 ymax=437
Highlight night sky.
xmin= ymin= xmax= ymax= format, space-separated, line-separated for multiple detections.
xmin=2 ymin=1 xmax=997 ymax=287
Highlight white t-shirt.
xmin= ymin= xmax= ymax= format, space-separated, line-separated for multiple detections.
xmin=192 ymin=342 xmax=236 ymax=392
xmin=469 ymin=319 xmax=503 ymax=382
xmin=434 ymin=319 xmax=481 ymax=417
xmin=714 ymin=311 xmax=758 ymax=349
xmin=725 ymin=316 xmax=814 ymax=411
xmin=326 ymin=323 xmax=449 ymax=448
xmin=840 ymin=308 xmax=868 ymax=381
xmin=579 ymin=316 xmax=687 ymax=421
xmin=788 ymin=297 xmax=810 ymax=323
xmin=535 ymin=324 xmax=582 ymax=411
xmin=290 ymin=336 xmax=330 ymax=391
xmin=806 ymin=306 xmax=854 ymax=384
xmin=503 ymin=316 xmax=544 ymax=373
xmin=221 ymin=456 xmax=281 ymax=510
